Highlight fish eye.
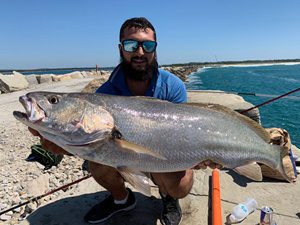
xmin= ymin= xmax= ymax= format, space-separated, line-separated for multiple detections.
xmin=48 ymin=96 xmax=59 ymax=104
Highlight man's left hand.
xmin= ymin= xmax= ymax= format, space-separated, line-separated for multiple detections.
xmin=193 ymin=160 xmax=222 ymax=170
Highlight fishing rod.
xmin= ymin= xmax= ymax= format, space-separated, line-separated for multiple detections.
xmin=189 ymin=90 xmax=300 ymax=100
xmin=0 ymin=173 xmax=92 ymax=216
xmin=240 ymin=87 xmax=300 ymax=114
xmin=235 ymin=92 xmax=300 ymax=100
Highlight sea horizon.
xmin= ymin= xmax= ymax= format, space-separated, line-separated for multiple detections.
xmin=1 ymin=58 xmax=300 ymax=75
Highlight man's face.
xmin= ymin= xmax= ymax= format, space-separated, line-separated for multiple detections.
xmin=119 ymin=27 xmax=156 ymax=79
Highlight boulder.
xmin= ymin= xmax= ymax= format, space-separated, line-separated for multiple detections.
xmin=84 ymin=70 xmax=111 ymax=78
xmin=36 ymin=74 xmax=53 ymax=84
xmin=81 ymin=71 xmax=89 ymax=78
xmin=25 ymin=75 xmax=39 ymax=86
xmin=23 ymin=174 xmax=50 ymax=197
xmin=81 ymin=77 xmax=108 ymax=93
xmin=100 ymin=70 xmax=111 ymax=77
xmin=161 ymin=66 xmax=200 ymax=81
xmin=64 ymin=71 xmax=84 ymax=79
xmin=52 ymin=75 xmax=72 ymax=82
xmin=0 ymin=214 xmax=11 ymax=221
xmin=0 ymin=71 xmax=29 ymax=93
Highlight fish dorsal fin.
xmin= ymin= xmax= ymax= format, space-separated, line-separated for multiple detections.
xmin=131 ymin=96 xmax=156 ymax=100
xmin=185 ymin=102 xmax=212 ymax=108
xmin=114 ymin=139 xmax=167 ymax=160
xmin=117 ymin=166 xmax=152 ymax=196
xmin=186 ymin=102 xmax=270 ymax=143
xmin=233 ymin=162 xmax=263 ymax=181
xmin=130 ymin=96 xmax=167 ymax=103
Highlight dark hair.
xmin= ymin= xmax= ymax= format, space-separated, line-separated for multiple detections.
xmin=119 ymin=17 xmax=157 ymax=42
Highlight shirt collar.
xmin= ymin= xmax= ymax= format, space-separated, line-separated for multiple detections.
xmin=108 ymin=64 xmax=159 ymax=96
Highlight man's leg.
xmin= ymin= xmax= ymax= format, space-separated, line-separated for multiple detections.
xmin=84 ymin=161 xmax=136 ymax=223
xmin=89 ymin=161 xmax=127 ymax=200
xmin=151 ymin=169 xmax=194 ymax=225
xmin=151 ymin=169 xmax=194 ymax=198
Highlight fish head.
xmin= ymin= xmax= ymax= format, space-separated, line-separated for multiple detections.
xmin=13 ymin=92 xmax=115 ymax=146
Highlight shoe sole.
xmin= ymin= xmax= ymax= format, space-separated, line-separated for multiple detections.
xmin=86 ymin=201 xmax=137 ymax=224
xmin=160 ymin=214 xmax=182 ymax=225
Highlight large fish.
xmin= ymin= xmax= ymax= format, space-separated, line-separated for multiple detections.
xmin=13 ymin=92 xmax=291 ymax=194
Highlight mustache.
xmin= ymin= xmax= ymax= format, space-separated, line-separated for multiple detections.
xmin=130 ymin=56 xmax=148 ymax=62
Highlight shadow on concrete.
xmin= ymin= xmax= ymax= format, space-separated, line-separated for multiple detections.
xmin=224 ymin=169 xmax=254 ymax=187
xmin=207 ymin=176 xmax=212 ymax=225
xmin=225 ymin=169 xmax=288 ymax=187
xmin=24 ymin=191 xmax=161 ymax=225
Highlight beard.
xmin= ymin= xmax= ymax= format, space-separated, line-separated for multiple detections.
xmin=120 ymin=53 xmax=158 ymax=81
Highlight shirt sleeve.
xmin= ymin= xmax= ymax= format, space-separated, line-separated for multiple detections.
xmin=95 ymin=81 xmax=118 ymax=95
xmin=169 ymin=77 xmax=187 ymax=103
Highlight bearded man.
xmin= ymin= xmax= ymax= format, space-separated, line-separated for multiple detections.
xmin=86 ymin=17 xmax=189 ymax=225
xmin=29 ymin=17 xmax=219 ymax=225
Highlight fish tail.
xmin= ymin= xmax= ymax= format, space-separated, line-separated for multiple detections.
xmin=273 ymin=145 xmax=294 ymax=183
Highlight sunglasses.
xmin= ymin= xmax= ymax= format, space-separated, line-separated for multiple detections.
xmin=121 ymin=39 xmax=157 ymax=53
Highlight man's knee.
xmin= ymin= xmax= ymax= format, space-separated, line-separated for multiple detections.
xmin=88 ymin=161 xmax=106 ymax=176
xmin=153 ymin=170 xmax=194 ymax=199
xmin=169 ymin=170 xmax=193 ymax=198
xmin=88 ymin=161 xmax=120 ymax=179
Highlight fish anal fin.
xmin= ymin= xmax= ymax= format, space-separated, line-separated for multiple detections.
xmin=117 ymin=167 xmax=152 ymax=196
xmin=114 ymin=139 xmax=166 ymax=160
xmin=233 ymin=162 xmax=263 ymax=181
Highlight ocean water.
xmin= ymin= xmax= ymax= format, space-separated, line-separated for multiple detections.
xmin=22 ymin=69 xmax=83 ymax=75
xmin=186 ymin=64 xmax=300 ymax=147
xmin=16 ymin=67 xmax=113 ymax=75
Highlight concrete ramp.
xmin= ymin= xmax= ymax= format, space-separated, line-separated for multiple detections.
xmin=187 ymin=90 xmax=261 ymax=123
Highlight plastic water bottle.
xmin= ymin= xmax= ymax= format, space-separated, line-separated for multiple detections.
xmin=229 ymin=198 xmax=258 ymax=223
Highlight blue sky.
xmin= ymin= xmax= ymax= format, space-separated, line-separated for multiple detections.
xmin=1 ymin=0 xmax=300 ymax=69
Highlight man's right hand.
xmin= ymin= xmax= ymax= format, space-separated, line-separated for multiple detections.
xmin=28 ymin=127 xmax=70 ymax=155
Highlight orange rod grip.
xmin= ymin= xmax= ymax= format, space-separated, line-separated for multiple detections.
xmin=212 ymin=169 xmax=222 ymax=225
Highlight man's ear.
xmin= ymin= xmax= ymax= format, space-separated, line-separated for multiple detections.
xmin=119 ymin=45 xmax=124 ymax=63
xmin=119 ymin=44 xmax=124 ymax=57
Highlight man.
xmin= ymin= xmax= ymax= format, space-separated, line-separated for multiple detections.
xmin=30 ymin=17 xmax=218 ymax=225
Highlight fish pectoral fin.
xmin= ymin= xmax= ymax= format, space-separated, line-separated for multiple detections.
xmin=117 ymin=167 xmax=152 ymax=197
xmin=233 ymin=162 xmax=263 ymax=181
xmin=114 ymin=139 xmax=167 ymax=160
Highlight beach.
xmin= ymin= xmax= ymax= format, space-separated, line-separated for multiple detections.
xmin=0 ymin=74 xmax=300 ymax=225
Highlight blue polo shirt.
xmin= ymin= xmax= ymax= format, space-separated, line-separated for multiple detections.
xmin=95 ymin=64 xmax=187 ymax=103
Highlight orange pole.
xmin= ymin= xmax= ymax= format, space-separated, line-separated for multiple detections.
xmin=212 ymin=169 xmax=222 ymax=225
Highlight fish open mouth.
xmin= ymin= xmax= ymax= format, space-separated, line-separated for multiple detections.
xmin=14 ymin=95 xmax=46 ymax=123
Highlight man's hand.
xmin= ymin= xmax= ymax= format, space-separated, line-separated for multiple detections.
xmin=28 ymin=127 xmax=70 ymax=155
xmin=193 ymin=160 xmax=222 ymax=170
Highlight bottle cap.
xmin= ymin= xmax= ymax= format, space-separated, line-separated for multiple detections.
xmin=229 ymin=214 xmax=236 ymax=222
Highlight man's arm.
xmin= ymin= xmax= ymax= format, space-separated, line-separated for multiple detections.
xmin=169 ymin=80 xmax=187 ymax=103
xmin=95 ymin=80 xmax=119 ymax=95
xmin=162 ymin=71 xmax=187 ymax=103
xmin=28 ymin=128 xmax=69 ymax=155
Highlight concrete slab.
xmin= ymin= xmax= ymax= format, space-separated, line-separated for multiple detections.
xmin=20 ymin=169 xmax=300 ymax=225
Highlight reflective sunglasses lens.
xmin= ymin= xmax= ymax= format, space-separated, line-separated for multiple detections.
xmin=123 ymin=40 xmax=138 ymax=52
xmin=143 ymin=41 xmax=156 ymax=52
